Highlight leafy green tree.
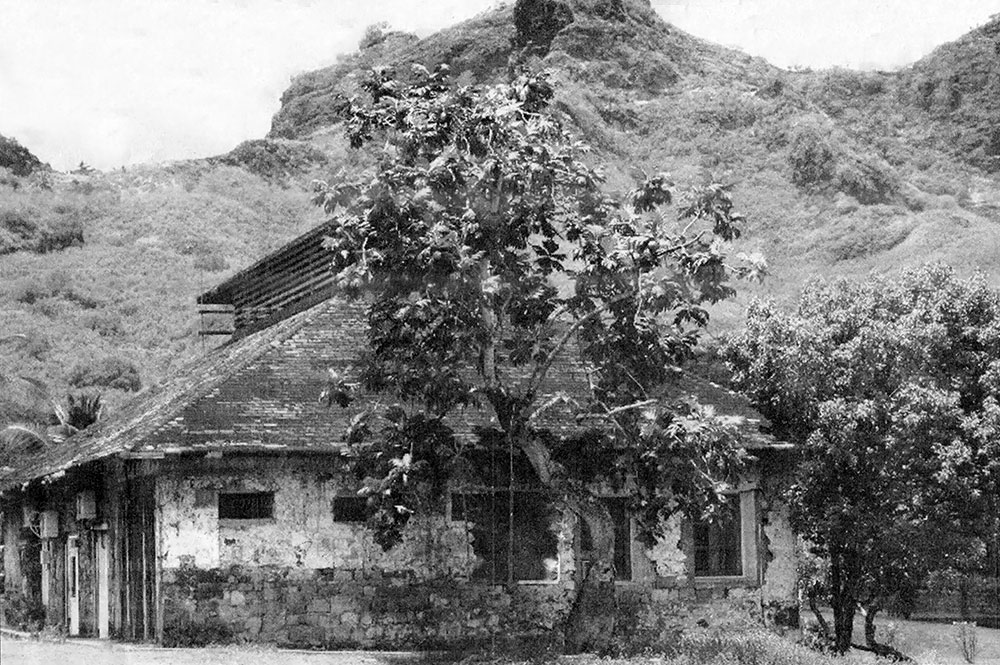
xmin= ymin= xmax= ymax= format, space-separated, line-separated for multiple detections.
xmin=725 ymin=265 xmax=1000 ymax=656
xmin=315 ymin=65 xmax=761 ymax=650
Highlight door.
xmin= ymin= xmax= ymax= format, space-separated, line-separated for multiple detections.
xmin=95 ymin=530 xmax=109 ymax=639
xmin=66 ymin=535 xmax=80 ymax=636
xmin=121 ymin=478 xmax=156 ymax=641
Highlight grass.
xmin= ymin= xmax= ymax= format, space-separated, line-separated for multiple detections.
xmin=0 ymin=160 xmax=326 ymax=419
xmin=813 ymin=613 xmax=1000 ymax=665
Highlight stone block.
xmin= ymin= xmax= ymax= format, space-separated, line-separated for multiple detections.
xmin=287 ymin=625 xmax=324 ymax=646
xmin=307 ymin=598 xmax=329 ymax=614
xmin=230 ymin=590 xmax=246 ymax=606
xmin=340 ymin=611 xmax=359 ymax=627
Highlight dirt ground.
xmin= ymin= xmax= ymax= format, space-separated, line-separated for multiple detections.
xmin=0 ymin=636 xmax=433 ymax=665
xmin=3 ymin=618 xmax=1000 ymax=665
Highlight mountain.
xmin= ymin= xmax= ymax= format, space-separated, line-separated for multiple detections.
xmin=2 ymin=0 xmax=1000 ymax=418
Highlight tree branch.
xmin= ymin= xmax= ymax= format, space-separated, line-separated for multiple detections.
xmin=525 ymin=293 xmax=633 ymax=399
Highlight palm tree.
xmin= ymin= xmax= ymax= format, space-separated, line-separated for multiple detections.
xmin=0 ymin=335 xmax=103 ymax=470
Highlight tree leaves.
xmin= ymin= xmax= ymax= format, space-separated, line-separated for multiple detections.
xmin=725 ymin=264 xmax=1000 ymax=649
xmin=318 ymin=66 xmax=756 ymax=550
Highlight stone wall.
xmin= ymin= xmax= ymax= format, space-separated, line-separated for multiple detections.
xmin=161 ymin=565 xmax=573 ymax=648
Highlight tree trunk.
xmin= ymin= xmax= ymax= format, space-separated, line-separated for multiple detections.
xmin=863 ymin=607 xmax=877 ymax=647
xmin=830 ymin=552 xmax=855 ymax=654
xmin=857 ymin=604 xmax=912 ymax=662
xmin=806 ymin=580 xmax=832 ymax=639
xmin=564 ymin=499 xmax=616 ymax=654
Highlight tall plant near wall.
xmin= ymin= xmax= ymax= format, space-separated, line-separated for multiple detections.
xmin=315 ymin=65 xmax=763 ymax=651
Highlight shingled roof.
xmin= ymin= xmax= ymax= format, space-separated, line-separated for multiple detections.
xmin=0 ymin=298 xmax=781 ymax=493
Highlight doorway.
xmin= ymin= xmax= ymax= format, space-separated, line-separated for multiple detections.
xmin=66 ymin=535 xmax=80 ymax=636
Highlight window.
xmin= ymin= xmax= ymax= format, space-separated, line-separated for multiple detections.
xmin=332 ymin=496 xmax=367 ymax=523
xmin=579 ymin=497 xmax=633 ymax=581
xmin=694 ymin=497 xmax=743 ymax=577
xmin=218 ymin=492 xmax=274 ymax=520
xmin=451 ymin=491 xmax=560 ymax=583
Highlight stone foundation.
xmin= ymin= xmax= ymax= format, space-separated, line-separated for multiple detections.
xmin=161 ymin=564 xmax=575 ymax=648
xmin=161 ymin=563 xmax=800 ymax=649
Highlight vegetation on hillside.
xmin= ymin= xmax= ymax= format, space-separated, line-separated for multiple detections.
xmin=0 ymin=159 xmax=328 ymax=419
xmin=0 ymin=134 xmax=44 ymax=176
xmin=2 ymin=0 xmax=1000 ymax=456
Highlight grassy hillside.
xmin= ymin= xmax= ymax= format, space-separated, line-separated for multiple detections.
xmin=3 ymin=0 xmax=1000 ymax=425
xmin=0 ymin=145 xmax=333 ymax=420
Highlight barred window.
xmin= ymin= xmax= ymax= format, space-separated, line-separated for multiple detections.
xmin=451 ymin=491 xmax=560 ymax=583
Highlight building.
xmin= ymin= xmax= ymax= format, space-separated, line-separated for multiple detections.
xmin=0 ymin=226 xmax=799 ymax=648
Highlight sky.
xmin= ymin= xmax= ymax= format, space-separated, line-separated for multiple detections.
xmin=1 ymin=1 xmax=999 ymax=171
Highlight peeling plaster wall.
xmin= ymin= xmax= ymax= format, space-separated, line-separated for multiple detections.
xmin=156 ymin=457 xmax=475 ymax=577
xmin=760 ymin=493 xmax=798 ymax=604
xmin=156 ymin=454 xmax=800 ymax=648
xmin=646 ymin=514 xmax=687 ymax=579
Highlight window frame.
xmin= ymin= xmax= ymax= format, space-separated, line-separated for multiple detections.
xmin=689 ymin=489 xmax=759 ymax=586
xmin=448 ymin=489 xmax=563 ymax=585
xmin=217 ymin=491 xmax=276 ymax=525
xmin=577 ymin=496 xmax=642 ymax=584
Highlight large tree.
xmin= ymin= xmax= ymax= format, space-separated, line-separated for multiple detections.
xmin=315 ymin=65 xmax=762 ymax=650
xmin=725 ymin=265 xmax=1000 ymax=656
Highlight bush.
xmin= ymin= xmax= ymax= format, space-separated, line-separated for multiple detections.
xmin=10 ymin=271 xmax=99 ymax=308
xmin=679 ymin=629 xmax=869 ymax=665
xmin=788 ymin=124 xmax=836 ymax=188
xmin=68 ymin=357 xmax=142 ymax=392
xmin=0 ymin=206 xmax=83 ymax=255
xmin=835 ymin=154 xmax=899 ymax=204
xmin=2 ymin=591 xmax=46 ymax=631
xmin=218 ymin=139 xmax=328 ymax=181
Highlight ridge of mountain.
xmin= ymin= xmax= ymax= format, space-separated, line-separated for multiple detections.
xmin=3 ymin=2 xmax=1000 ymax=426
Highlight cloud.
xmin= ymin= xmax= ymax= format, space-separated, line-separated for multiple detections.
xmin=0 ymin=0 xmax=496 ymax=170
xmin=654 ymin=0 xmax=1000 ymax=70
xmin=2 ymin=0 xmax=999 ymax=170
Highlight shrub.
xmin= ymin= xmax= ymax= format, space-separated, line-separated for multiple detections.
xmin=10 ymin=271 xmax=98 ymax=308
xmin=68 ymin=357 xmax=142 ymax=392
xmin=680 ymin=629 xmax=868 ymax=665
xmin=788 ymin=124 xmax=836 ymax=188
xmin=1 ymin=591 xmax=47 ymax=631
xmin=955 ymin=621 xmax=977 ymax=664
xmin=0 ymin=207 xmax=83 ymax=255
xmin=218 ymin=139 xmax=328 ymax=181
xmin=359 ymin=21 xmax=390 ymax=50
xmin=835 ymin=154 xmax=899 ymax=204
